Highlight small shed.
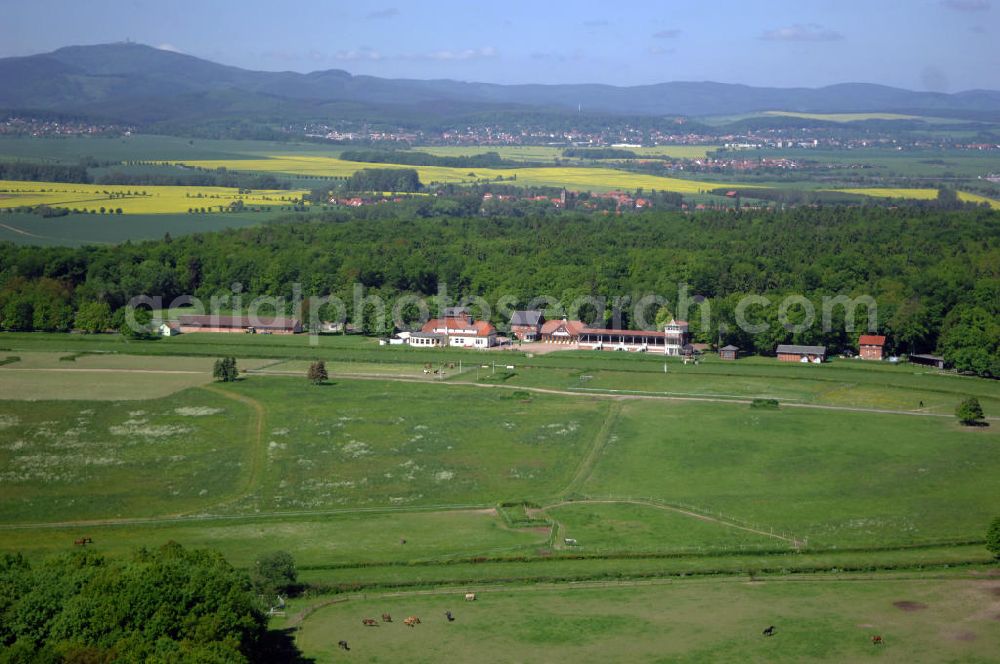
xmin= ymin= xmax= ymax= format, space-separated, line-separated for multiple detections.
xmin=719 ymin=344 xmax=739 ymax=361
xmin=909 ymin=353 xmax=946 ymax=370
xmin=776 ymin=344 xmax=826 ymax=363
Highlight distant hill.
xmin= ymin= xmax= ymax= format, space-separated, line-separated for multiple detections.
xmin=2 ymin=42 xmax=1000 ymax=126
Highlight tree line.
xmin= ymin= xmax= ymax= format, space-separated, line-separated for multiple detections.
xmin=0 ymin=206 xmax=997 ymax=376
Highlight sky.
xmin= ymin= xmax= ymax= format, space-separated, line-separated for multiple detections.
xmin=1 ymin=0 xmax=998 ymax=91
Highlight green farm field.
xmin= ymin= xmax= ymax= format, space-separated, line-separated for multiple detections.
xmin=293 ymin=575 xmax=1000 ymax=663
xmin=2 ymin=333 xmax=999 ymax=414
xmin=0 ymin=210 xmax=285 ymax=246
xmin=1 ymin=332 xmax=998 ymax=663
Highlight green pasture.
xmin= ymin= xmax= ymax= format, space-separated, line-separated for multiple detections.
xmin=0 ymin=387 xmax=253 ymax=522
xmin=582 ymin=400 xmax=1000 ymax=547
xmin=0 ymin=210 xmax=284 ymax=246
xmin=0 ymin=351 xmax=274 ymax=400
xmin=0 ymin=135 xmax=348 ymax=164
xmin=296 ymin=544 xmax=994 ymax=590
xmin=294 ymin=575 xmax=1000 ymax=663
xmin=0 ymin=509 xmax=547 ymax=568
xmin=214 ymin=377 xmax=606 ymax=513
xmin=547 ymin=502 xmax=779 ymax=553
xmin=1 ymin=333 xmax=997 ymax=415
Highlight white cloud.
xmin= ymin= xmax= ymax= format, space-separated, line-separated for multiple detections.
xmin=403 ymin=47 xmax=498 ymax=61
xmin=334 ymin=48 xmax=384 ymax=61
xmin=760 ymin=24 xmax=844 ymax=42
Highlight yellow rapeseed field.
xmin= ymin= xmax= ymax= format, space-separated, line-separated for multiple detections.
xmin=173 ymin=156 xmax=736 ymax=194
xmin=0 ymin=181 xmax=308 ymax=214
xmin=832 ymin=187 xmax=1000 ymax=209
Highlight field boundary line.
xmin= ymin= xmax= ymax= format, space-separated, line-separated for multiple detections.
xmin=242 ymin=371 xmax=997 ymax=420
xmin=558 ymin=401 xmax=623 ymax=498
xmin=0 ymin=367 xmax=203 ymax=374
xmin=179 ymin=384 xmax=268 ymax=516
xmin=0 ymin=503 xmax=495 ymax=530
xmin=544 ymin=497 xmax=801 ymax=548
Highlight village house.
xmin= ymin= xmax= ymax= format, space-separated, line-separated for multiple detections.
xmin=858 ymin=334 xmax=886 ymax=360
xmin=158 ymin=322 xmax=180 ymax=337
xmin=509 ymin=310 xmax=545 ymax=341
xmin=177 ymin=314 xmax=302 ymax=334
xmin=776 ymin=344 xmax=827 ymax=363
xmin=409 ymin=316 xmax=497 ymax=348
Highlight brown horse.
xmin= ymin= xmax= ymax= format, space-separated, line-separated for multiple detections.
xmin=403 ymin=616 xmax=421 ymax=627
xmin=73 ymin=537 xmax=93 ymax=547
xmin=361 ymin=618 xmax=378 ymax=627
xmin=381 ymin=613 xmax=392 ymax=623
xmin=872 ymin=635 xmax=884 ymax=646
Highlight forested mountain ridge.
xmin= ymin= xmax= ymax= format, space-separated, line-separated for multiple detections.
xmin=3 ymin=43 xmax=1000 ymax=125
xmin=1 ymin=207 xmax=998 ymax=375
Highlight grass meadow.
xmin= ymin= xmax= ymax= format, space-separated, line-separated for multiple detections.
xmin=0 ymin=210 xmax=281 ymax=246
xmin=293 ymin=575 xmax=1000 ymax=663
xmin=0 ymin=509 xmax=547 ymax=567
xmin=1 ymin=331 xmax=998 ymax=664
xmin=582 ymin=400 xmax=1000 ymax=548
xmin=0 ymin=387 xmax=253 ymax=522
xmin=215 ymin=377 xmax=607 ymax=513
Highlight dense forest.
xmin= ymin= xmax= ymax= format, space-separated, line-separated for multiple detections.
xmin=345 ymin=168 xmax=422 ymax=193
xmin=0 ymin=206 xmax=998 ymax=376
xmin=0 ymin=543 xmax=271 ymax=662
xmin=0 ymin=162 xmax=90 ymax=184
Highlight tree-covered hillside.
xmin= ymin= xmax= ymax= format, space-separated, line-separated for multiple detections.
xmin=1 ymin=206 xmax=998 ymax=375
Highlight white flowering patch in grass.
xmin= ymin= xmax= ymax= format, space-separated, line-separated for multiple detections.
xmin=271 ymin=428 xmax=290 ymax=436
xmin=342 ymin=440 xmax=372 ymax=458
xmin=0 ymin=414 xmax=20 ymax=429
xmin=434 ymin=470 xmax=455 ymax=482
xmin=544 ymin=421 xmax=580 ymax=435
xmin=1 ymin=440 xmax=27 ymax=451
xmin=128 ymin=410 xmax=146 ymax=418
xmin=174 ymin=407 xmax=224 ymax=417
xmin=109 ymin=423 xmax=192 ymax=438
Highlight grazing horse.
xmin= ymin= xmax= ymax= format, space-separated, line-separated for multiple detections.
xmin=872 ymin=635 xmax=883 ymax=646
xmin=361 ymin=618 xmax=378 ymax=627
xmin=403 ymin=616 xmax=421 ymax=627
xmin=762 ymin=626 xmax=776 ymax=637
xmin=445 ymin=611 xmax=455 ymax=622
xmin=381 ymin=613 xmax=392 ymax=623
xmin=338 ymin=640 xmax=350 ymax=651
xmin=465 ymin=592 xmax=476 ymax=601
xmin=74 ymin=537 xmax=93 ymax=547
